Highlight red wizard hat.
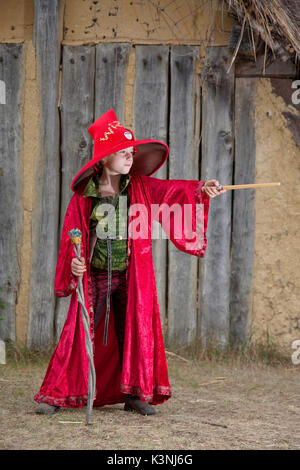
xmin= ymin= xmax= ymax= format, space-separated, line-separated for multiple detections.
xmin=71 ymin=109 xmax=169 ymax=191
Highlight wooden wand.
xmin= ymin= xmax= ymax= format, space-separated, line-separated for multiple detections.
xmin=202 ymin=182 xmax=281 ymax=192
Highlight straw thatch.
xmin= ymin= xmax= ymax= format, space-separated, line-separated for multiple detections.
xmin=224 ymin=0 xmax=300 ymax=64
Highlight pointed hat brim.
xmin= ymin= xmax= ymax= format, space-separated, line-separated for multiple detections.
xmin=71 ymin=139 xmax=168 ymax=191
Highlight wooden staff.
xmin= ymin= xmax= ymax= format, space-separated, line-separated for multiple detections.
xmin=202 ymin=182 xmax=280 ymax=192
xmin=69 ymin=228 xmax=96 ymax=425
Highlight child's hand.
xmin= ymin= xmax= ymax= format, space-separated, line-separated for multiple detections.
xmin=71 ymin=257 xmax=87 ymax=277
xmin=202 ymin=180 xmax=227 ymax=198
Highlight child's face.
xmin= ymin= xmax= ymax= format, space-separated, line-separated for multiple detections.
xmin=102 ymin=147 xmax=135 ymax=174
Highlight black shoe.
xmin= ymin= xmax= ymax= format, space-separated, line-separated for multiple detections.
xmin=35 ymin=403 xmax=60 ymax=415
xmin=124 ymin=395 xmax=156 ymax=416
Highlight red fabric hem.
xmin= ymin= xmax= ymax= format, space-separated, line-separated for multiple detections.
xmin=34 ymin=384 xmax=171 ymax=408
xmin=193 ymin=180 xmax=210 ymax=257
xmin=120 ymin=384 xmax=171 ymax=403
xmin=34 ymin=392 xmax=88 ymax=408
xmin=34 ymin=392 xmax=126 ymax=409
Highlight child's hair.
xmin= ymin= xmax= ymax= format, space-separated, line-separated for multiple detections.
xmin=93 ymin=154 xmax=114 ymax=174
xmin=95 ymin=155 xmax=109 ymax=169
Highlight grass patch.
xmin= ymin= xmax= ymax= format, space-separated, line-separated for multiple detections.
xmin=1 ymin=340 xmax=299 ymax=449
xmin=3 ymin=334 xmax=290 ymax=369
xmin=5 ymin=340 xmax=54 ymax=366
xmin=165 ymin=337 xmax=290 ymax=368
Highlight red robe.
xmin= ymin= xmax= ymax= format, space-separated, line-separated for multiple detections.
xmin=34 ymin=175 xmax=210 ymax=407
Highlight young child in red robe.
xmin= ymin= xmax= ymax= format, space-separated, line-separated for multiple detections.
xmin=34 ymin=109 xmax=225 ymax=416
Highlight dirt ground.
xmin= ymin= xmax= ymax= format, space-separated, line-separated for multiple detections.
xmin=0 ymin=353 xmax=300 ymax=450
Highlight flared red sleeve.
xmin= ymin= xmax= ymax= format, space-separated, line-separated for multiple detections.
xmin=54 ymin=198 xmax=79 ymax=298
xmin=140 ymin=175 xmax=210 ymax=257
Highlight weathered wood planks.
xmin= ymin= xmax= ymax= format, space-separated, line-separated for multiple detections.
xmin=168 ymin=46 xmax=201 ymax=346
xmin=55 ymin=46 xmax=95 ymax=340
xmin=235 ymin=56 xmax=296 ymax=78
xmin=95 ymin=43 xmax=131 ymax=121
xmin=229 ymin=78 xmax=256 ymax=345
xmin=0 ymin=44 xmax=24 ymax=342
xmin=133 ymin=45 xmax=169 ymax=334
xmin=27 ymin=0 xmax=63 ymax=348
xmin=199 ymin=46 xmax=235 ymax=348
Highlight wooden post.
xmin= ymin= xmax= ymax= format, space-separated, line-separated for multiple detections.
xmin=55 ymin=45 xmax=95 ymax=340
xmin=27 ymin=0 xmax=64 ymax=349
xmin=229 ymin=78 xmax=256 ymax=345
xmin=168 ymin=45 xmax=201 ymax=346
xmin=0 ymin=44 xmax=24 ymax=342
xmin=133 ymin=45 xmax=169 ymax=334
xmin=199 ymin=46 xmax=235 ymax=348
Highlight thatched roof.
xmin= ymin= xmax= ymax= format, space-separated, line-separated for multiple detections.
xmin=224 ymin=0 xmax=300 ymax=64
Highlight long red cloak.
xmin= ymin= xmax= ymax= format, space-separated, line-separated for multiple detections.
xmin=34 ymin=175 xmax=210 ymax=407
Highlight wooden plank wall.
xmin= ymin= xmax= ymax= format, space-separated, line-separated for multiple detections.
xmin=230 ymin=78 xmax=256 ymax=345
xmin=95 ymin=43 xmax=131 ymax=121
xmin=168 ymin=46 xmax=201 ymax=345
xmin=133 ymin=45 xmax=169 ymax=332
xmin=0 ymin=44 xmax=24 ymax=342
xmin=199 ymin=46 xmax=235 ymax=348
xmin=27 ymin=0 xmax=63 ymax=349
xmin=55 ymin=45 xmax=95 ymax=340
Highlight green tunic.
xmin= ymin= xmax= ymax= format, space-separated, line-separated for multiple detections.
xmin=83 ymin=173 xmax=130 ymax=270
